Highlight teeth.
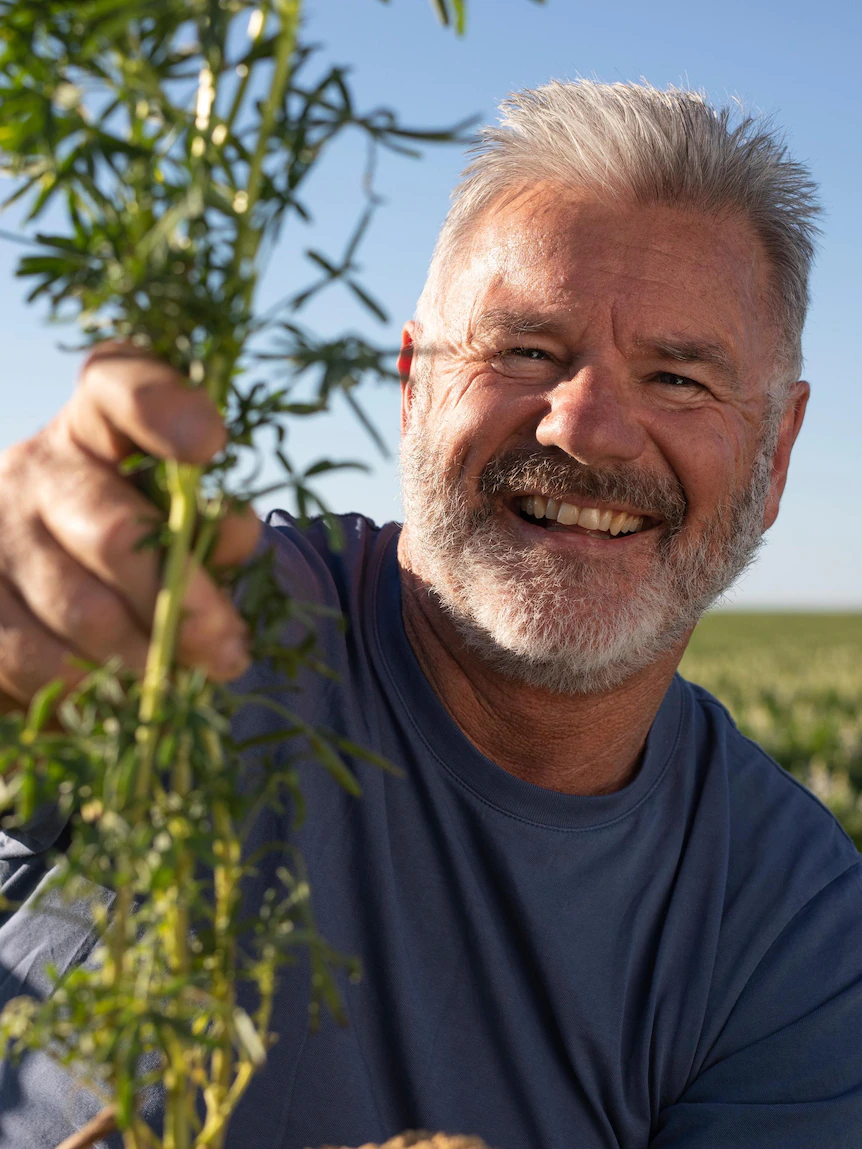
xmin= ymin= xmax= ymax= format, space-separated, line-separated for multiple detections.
xmin=518 ymin=496 xmax=647 ymax=536
xmin=578 ymin=507 xmax=601 ymax=531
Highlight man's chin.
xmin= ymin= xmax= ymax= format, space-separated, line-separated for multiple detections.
xmin=434 ymin=566 xmax=689 ymax=696
xmin=448 ymin=612 xmax=680 ymax=696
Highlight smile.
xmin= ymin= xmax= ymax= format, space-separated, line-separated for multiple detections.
xmin=514 ymin=494 xmax=653 ymax=538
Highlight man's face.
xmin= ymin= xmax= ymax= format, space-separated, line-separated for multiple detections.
xmin=399 ymin=186 xmax=807 ymax=693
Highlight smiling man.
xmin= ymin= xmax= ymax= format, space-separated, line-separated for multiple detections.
xmin=0 ymin=81 xmax=861 ymax=1149
xmin=395 ymin=173 xmax=797 ymax=795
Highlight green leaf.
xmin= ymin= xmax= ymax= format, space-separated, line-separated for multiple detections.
xmin=307 ymin=732 xmax=362 ymax=797
xmin=26 ymin=679 xmax=64 ymax=735
xmin=342 ymin=385 xmax=391 ymax=458
xmin=346 ymin=278 xmax=388 ymax=324
xmin=428 ymin=0 xmax=467 ymax=33
xmin=333 ymin=735 xmax=403 ymax=778
xmin=232 ymin=1006 xmax=267 ymax=1067
xmin=302 ymin=457 xmax=367 ymax=479
xmin=429 ymin=0 xmax=451 ymax=25
xmin=134 ymin=185 xmax=204 ymax=261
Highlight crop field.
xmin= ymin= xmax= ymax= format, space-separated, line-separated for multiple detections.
xmin=680 ymin=613 xmax=862 ymax=850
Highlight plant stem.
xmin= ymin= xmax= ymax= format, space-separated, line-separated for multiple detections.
xmin=194 ymin=711 xmax=238 ymax=1149
xmin=164 ymin=1032 xmax=192 ymax=1149
xmin=136 ymin=460 xmax=201 ymax=797
xmin=133 ymin=461 xmax=199 ymax=1149
xmin=54 ymin=1106 xmax=117 ymax=1149
xmin=205 ymin=804 xmax=241 ymax=1149
xmin=213 ymin=0 xmax=302 ymax=411
xmin=238 ymin=2 xmax=300 ymax=248
xmin=163 ymin=724 xmax=194 ymax=1149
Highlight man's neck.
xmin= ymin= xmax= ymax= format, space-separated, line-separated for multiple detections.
xmin=397 ymin=552 xmax=688 ymax=797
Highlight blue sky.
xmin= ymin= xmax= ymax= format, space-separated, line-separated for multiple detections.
xmin=1 ymin=0 xmax=859 ymax=606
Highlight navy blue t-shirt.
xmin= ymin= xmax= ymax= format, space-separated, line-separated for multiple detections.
xmin=1 ymin=513 xmax=861 ymax=1148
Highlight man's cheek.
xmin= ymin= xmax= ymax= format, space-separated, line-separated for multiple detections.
xmin=665 ymin=426 xmax=742 ymax=515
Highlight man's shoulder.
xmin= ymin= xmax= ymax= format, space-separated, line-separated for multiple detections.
xmin=262 ymin=509 xmax=401 ymax=611
xmin=682 ymin=675 xmax=853 ymax=824
xmin=265 ymin=507 xmax=393 ymax=542
xmin=679 ymin=673 xmax=860 ymax=906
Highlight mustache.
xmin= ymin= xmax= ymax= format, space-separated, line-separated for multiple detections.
xmin=478 ymin=447 xmax=687 ymax=532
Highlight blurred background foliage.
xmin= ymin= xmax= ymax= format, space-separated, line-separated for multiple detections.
xmin=681 ymin=613 xmax=862 ymax=849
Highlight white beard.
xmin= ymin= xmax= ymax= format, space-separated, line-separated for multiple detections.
xmin=400 ymin=422 xmax=776 ymax=695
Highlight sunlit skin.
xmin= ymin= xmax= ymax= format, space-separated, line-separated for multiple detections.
xmin=397 ymin=186 xmax=809 ymax=795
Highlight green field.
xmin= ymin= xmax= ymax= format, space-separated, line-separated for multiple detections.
xmin=679 ymin=613 xmax=862 ymax=849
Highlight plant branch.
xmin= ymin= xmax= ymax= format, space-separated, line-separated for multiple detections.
xmin=54 ymin=1106 xmax=117 ymax=1149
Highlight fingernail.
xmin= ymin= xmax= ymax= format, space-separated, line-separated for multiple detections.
xmin=215 ymin=635 xmax=251 ymax=681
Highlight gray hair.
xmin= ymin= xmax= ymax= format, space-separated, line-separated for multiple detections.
xmin=416 ymin=80 xmax=820 ymax=389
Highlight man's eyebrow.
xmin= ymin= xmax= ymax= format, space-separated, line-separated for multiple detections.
xmin=636 ymin=336 xmax=740 ymax=386
xmin=468 ymin=309 xmax=565 ymax=340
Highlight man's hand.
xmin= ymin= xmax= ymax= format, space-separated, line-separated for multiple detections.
xmin=0 ymin=345 xmax=261 ymax=709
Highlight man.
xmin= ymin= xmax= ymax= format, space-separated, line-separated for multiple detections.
xmin=0 ymin=80 xmax=860 ymax=1148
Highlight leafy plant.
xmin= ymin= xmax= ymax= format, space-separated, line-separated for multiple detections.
xmin=0 ymin=1 xmax=515 ymax=1146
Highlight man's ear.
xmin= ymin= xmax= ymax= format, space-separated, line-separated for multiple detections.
xmin=763 ymin=379 xmax=809 ymax=531
xmin=399 ymin=321 xmax=416 ymax=434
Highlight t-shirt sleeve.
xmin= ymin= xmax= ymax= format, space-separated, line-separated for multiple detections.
xmin=649 ymin=861 xmax=862 ymax=1148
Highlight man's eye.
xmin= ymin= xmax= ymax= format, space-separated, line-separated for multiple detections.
xmin=489 ymin=347 xmax=554 ymax=378
xmin=500 ymin=347 xmax=549 ymax=361
xmin=654 ymin=371 xmax=703 ymax=389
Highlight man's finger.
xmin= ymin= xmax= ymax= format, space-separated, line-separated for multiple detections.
xmin=175 ymin=567 xmax=252 ymax=683
xmin=3 ymin=512 xmax=249 ymax=684
xmin=38 ymin=453 xmax=166 ymax=628
xmin=62 ymin=345 xmax=226 ymax=465
xmin=0 ymin=575 xmax=89 ymax=707
xmin=4 ymin=519 xmax=152 ymax=674
xmin=36 ymin=454 xmax=255 ymax=680
xmin=210 ymin=504 xmax=263 ymax=568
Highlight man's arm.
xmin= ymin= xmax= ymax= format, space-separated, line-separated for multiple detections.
xmin=0 ymin=345 xmax=260 ymax=709
xmin=651 ymin=862 xmax=862 ymax=1147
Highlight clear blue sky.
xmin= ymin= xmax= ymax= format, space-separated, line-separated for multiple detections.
xmin=1 ymin=0 xmax=859 ymax=606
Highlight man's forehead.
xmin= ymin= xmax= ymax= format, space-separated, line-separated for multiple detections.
xmin=463 ymin=186 xmax=769 ymax=282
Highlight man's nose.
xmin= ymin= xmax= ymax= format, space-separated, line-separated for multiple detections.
xmin=534 ymin=365 xmax=645 ymax=465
